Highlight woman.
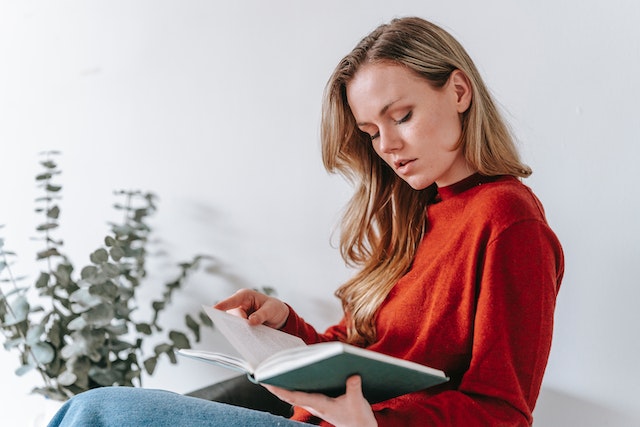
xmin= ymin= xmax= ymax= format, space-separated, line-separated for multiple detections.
xmin=48 ymin=16 xmax=563 ymax=427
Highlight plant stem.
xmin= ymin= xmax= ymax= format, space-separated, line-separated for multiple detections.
xmin=0 ymin=250 xmax=53 ymax=389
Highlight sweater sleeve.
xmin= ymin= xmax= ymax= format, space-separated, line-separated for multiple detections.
xmin=280 ymin=305 xmax=349 ymax=344
xmin=370 ymin=220 xmax=564 ymax=427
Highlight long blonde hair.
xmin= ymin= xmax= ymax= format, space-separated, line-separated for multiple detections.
xmin=322 ymin=17 xmax=531 ymax=346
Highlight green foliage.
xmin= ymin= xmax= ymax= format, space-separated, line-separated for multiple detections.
xmin=0 ymin=152 xmax=215 ymax=401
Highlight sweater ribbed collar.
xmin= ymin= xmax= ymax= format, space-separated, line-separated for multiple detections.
xmin=436 ymin=173 xmax=503 ymax=201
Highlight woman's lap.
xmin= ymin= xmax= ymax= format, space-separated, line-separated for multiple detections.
xmin=47 ymin=386 xmax=310 ymax=427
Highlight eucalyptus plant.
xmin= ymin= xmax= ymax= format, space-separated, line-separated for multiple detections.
xmin=0 ymin=152 xmax=215 ymax=401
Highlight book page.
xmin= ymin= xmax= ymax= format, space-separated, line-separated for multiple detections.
xmin=202 ymin=305 xmax=305 ymax=369
xmin=177 ymin=349 xmax=253 ymax=374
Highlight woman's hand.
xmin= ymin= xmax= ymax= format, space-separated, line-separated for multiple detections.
xmin=213 ymin=288 xmax=290 ymax=329
xmin=263 ymin=375 xmax=377 ymax=427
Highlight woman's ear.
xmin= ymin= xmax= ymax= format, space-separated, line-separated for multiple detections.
xmin=450 ymin=69 xmax=472 ymax=114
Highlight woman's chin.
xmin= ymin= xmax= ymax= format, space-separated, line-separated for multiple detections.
xmin=402 ymin=177 xmax=435 ymax=191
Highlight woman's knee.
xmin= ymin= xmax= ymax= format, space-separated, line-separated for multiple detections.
xmin=48 ymin=387 xmax=178 ymax=426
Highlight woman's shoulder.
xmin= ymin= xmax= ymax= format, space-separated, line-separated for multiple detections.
xmin=467 ymin=176 xmax=548 ymax=225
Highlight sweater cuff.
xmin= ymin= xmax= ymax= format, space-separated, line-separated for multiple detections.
xmin=279 ymin=303 xmax=301 ymax=334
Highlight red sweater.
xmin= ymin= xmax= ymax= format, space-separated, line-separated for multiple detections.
xmin=281 ymin=174 xmax=564 ymax=426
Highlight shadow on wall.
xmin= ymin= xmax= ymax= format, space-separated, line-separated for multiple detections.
xmin=534 ymin=387 xmax=640 ymax=427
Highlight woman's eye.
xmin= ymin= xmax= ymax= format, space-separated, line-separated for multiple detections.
xmin=369 ymin=131 xmax=380 ymax=141
xmin=394 ymin=111 xmax=412 ymax=125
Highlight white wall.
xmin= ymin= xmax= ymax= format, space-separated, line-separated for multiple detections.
xmin=1 ymin=1 xmax=639 ymax=425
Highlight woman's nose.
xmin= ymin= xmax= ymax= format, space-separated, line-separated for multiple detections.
xmin=377 ymin=129 xmax=402 ymax=154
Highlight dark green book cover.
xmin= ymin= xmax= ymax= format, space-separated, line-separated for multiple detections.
xmin=251 ymin=343 xmax=449 ymax=403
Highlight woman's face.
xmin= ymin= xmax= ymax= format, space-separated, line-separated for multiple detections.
xmin=346 ymin=62 xmax=474 ymax=190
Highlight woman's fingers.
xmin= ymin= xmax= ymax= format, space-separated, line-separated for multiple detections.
xmin=213 ymin=288 xmax=257 ymax=313
xmin=247 ymin=298 xmax=289 ymax=328
xmin=262 ymin=378 xmax=377 ymax=427
xmin=213 ymin=289 xmax=289 ymax=329
xmin=345 ymin=375 xmax=364 ymax=399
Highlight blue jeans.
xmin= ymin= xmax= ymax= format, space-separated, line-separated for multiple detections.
xmin=47 ymin=387 xmax=313 ymax=426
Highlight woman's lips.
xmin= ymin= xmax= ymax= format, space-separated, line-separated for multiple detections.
xmin=394 ymin=158 xmax=416 ymax=174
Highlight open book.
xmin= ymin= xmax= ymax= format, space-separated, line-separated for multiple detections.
xmin=177 ymin=306 xmax=449 ymax=403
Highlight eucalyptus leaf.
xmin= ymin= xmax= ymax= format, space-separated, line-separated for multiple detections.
xmin=36 ymin=223 xmax=58 ymax=231
xmin=26 ymin=324 xmax=45 ymax=345
xmin=67 ymin=316 xmax=87 ymax=330
xmin=102 ymin=263 xmax=120 ymax=278
xmin=113 ymin=301 xmax=133 ymax=318
xmin=199 ymin=311 xmax=213 ymax=327
xmin=3 ymin=337 xmax=24 ymax=350
xmin=70 ymin=303 xmax=89 ymax=314
xmin=60 ymin=342 xmax=81 ymax=359
xmin=69 ymin=288 xmax=103 ymax=308
xmin=82 ymin=304 xmax=114 ymax=327
xmin=109 ymin=338 xmax=132 ymax=353
xmin=134 ymin=208 xmax=147 ymax=220
xmin=4 ymin=295 xmax=29 ymax=326
xmin=144 ymin=356 xmax=157 ymax=375
xmin=73 ymin=369 xmax=90 ymax=389
xmin=109 ymin=246 xmax=125 ymax=261
xmin=40 ymin=160 xmax=57 ymax=169
xmin=35 ymin=272 xmax=50 ymax=288
xmin=261 ymin=286 xmax=276 ymax=296
xmin=48 ymin=321 xmax=62 ymax=348
xmin=125 ymin=369 xmax=141 ymax=384
xmin=89 ymin=367 xmax=122 ymax=386
xmin=80 ymin=266 xmax=98 ymax=280
xmin=154 ymin=343 xmax=172 ymax=356
xmin=135 ymin=323 xmax=152 ymax=335
xmin=15 ymin=363 xmax=35 ymax=376
xmin=47 ymin=206 xmax=60 ymax=219
xmin=97 ymin=281 xmax=118 ymax=299
xmin=30 ymin=342 xmax=55 ymax=364
xmin=57 ymin=371 xmax=78 ymax=387
xmin=90 ymin=248 xmax=109 ymax=264
xmin=88 ymin=350 xmax=102 ymax=363
xmin=185 ymin=315 xmax=200 ymax=342
xmin=85 ymin=271 xmax=108 ymax=285
xmin=169 ymin=331 xmax=190 ymax=349
xmin=111 ymin=224 xmax=134 ymax=235
xmin=34 ymin=196 xmax=56 ymax=202
xmin=46 ymin=236 xmax=64 ymax=246
xmin=36 ymin=248 xmax=61 ymax=260
xmin=105 ymin=322 xmax=128 ymax=336
xmin=54 ymin=263 xmax=73 ymax=287
xmin=118 ymin=284 xmax=136 ymax=300
xmin=71 ymin=357 xmax=90 ymax=378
